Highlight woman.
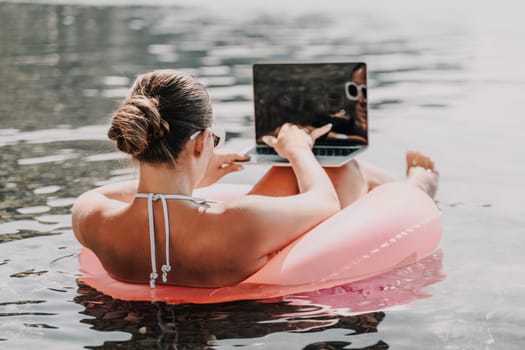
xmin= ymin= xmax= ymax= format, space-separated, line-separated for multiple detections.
xmin=72 ymin=69 xmax=438 ymax=288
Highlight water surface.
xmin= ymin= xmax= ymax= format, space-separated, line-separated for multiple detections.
xmin=1 ymin=1 xmax=524 ymax=349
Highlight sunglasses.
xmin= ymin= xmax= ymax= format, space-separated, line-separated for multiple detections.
xmin=190 ymin=128 xmax=223 ymax=148
xmin=345 ymin=82 xmax=367 ymax=102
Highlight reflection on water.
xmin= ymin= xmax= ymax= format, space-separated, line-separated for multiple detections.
xmin=1 ymin=1 xmax=524 ymax=349
xmin=76 ymin=285 xmax=387 ymax=349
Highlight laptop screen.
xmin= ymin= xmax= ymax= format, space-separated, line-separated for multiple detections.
xmin=253 ymin=62 xmax=368 ymax=147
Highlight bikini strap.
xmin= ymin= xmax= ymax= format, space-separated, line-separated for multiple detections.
xmin=158 ymin=195 xmax=171 ymax=284
xmin=136 ymin=193 xmax=218 ymax=204
xmin=146 ymin=193 xmax=158 ymax=288
xmin=137 ymin=192 xmax=218 ymax=288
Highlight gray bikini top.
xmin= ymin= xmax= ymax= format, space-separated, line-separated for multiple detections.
xmin=135 ymin=193 xmax=217 ymax=288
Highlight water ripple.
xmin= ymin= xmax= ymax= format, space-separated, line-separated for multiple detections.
xmin=0 ymin=219 xmax=68 ymax=235
xmin=10 ymin=269 xmax=49 ymax=278
xmin=0 ymin=312 xmax=57 ymax=317
xmin=0 ymin=126 xmax=108 ymax=148
xmin=33 ymin=186 xmax=62 ymax=195
xmin=0 ymin=300 xmax=46 ymax=306
xmin=23 ymin=323 xmax=59 ymax=329
xmin=16 ymin=206 xmax=51 ymax=215
xmin=46 ymin=198 xmax=76 ymax=208
xmin=18 ymin=154 xmax=78 ymax=166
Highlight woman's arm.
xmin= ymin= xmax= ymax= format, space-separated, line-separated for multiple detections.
xmin=197 ymin=150 xmax=249 ymax=188
xmin=210 ymin=123 xmax=340 ymax=259
xmin=262 ymin=123 xmax=337 ymax=199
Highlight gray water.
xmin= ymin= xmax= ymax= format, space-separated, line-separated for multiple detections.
xmin=1 ymin=1 xmax=525 ymax=349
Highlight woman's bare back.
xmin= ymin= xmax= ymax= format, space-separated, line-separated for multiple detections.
xmin=83 ymin=198 xmax=266 ymax=288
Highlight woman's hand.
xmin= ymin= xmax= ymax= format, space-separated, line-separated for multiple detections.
xmin=261 ymin=123 xmax=332 ymax=160
xmin=197 ymin=150 xmax=250 ymax=188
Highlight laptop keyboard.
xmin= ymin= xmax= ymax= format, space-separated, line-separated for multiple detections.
xmin=257 ymin=147 xmax=278 ymax=155
xmin=257 ymin=147 xmax=357 ymax=156
xmin=313 ymin=148 xmax=356 ymax=156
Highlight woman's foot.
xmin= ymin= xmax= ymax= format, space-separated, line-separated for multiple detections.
xmin=406 ymin=151 xmax=439 ymax=198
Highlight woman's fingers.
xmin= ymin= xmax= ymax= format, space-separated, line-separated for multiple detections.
xmin=228 ymin=152 xmax=250 ymax=162
xmin=220 ymin=162 xmax=244 ymax=174
xmin=260 ymin=123 xmax=332 ymax=158
xmin=263 ymin=123 xmax=332 ymax=151
xmin=262 ymin=135 xmax=278 ymax=148
xmin=214 ymin=150 xmax=250 ymax=163
xmin=222 ymin=152 xmax=250 ymax=163
xmin=309 ymin=123 xmax=333 ymax=140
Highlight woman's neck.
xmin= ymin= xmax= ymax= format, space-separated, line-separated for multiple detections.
xmin=137 ymin=162 xmax=195 ymax=195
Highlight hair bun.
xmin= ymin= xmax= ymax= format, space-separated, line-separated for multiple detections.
xmin=108 ymin=95 xmax=170 ymax=156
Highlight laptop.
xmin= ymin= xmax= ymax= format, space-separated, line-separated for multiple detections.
xmin=245 ymin=62 xmax=368 ymax=167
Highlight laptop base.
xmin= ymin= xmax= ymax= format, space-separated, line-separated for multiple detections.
xmin=243 ymin=146 xmax=365 ymax=167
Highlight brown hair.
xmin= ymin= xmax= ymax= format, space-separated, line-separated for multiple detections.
xmin=108 ymin=70 xmax=213 ymax=165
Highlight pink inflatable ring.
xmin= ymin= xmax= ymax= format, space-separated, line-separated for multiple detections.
xmin=79 ymin=182 xmax=442 ymax=304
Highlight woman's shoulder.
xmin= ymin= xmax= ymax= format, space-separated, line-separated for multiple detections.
xmin=193 ymin=199 xmax=262 ymax=253
xmin=72 ymin=189 xmax=130 ymax=247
